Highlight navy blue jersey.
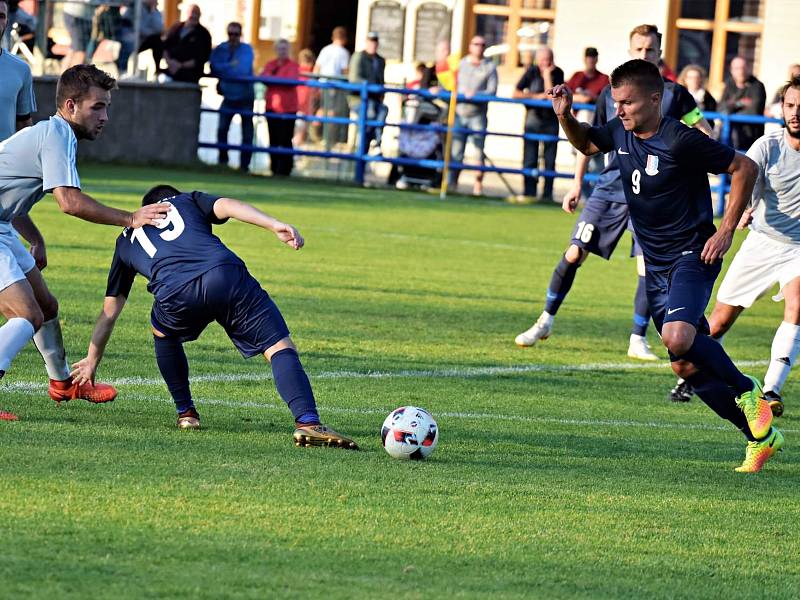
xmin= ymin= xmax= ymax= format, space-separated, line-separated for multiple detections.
xmin=590 ymin=80 xmax=701 ymax=203
xmin=587 ymin=116 xmax=735 ymax=267
xmin=106 ymin=191 xmax=246 ymax=301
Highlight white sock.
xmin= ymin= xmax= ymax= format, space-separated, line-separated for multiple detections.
xmin=32 ymin=317 xmax=71 ymax=381
xmin=764 ymin=321 xmax=800 ymax=394
xmin=540 ymin=311 xmax=554 ymax=325
xmin=0 ymin=317 xmax=36 ymax=372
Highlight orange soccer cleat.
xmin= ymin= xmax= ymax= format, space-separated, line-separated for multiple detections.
xmin=49 ymin=378 xmax=118 ymax=404
xmin=0 ymin=411 xmax=19 ymax=421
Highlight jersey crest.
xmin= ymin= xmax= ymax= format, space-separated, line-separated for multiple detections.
xmin=645 ymin=154 xmax=660 ymax=176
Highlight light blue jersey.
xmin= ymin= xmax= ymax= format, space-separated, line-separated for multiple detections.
xmin=0 ymin=50 xmax=36 ymax=141
xmin=0 ymin=115 xmax=80 ymax=223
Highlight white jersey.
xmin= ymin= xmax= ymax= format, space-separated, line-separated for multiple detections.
xmin=0 ymin=50 xmax=37 ymax=141
xmin=316 ymin=43 xmax=350 ymax=77
xmin=0 ymin=115 xmax=80 ymax=223
xmin=746 ymin=129 xmax=800 ymax=245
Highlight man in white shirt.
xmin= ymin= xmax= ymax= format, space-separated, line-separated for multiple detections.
xmin=314 ymin=26 xmax=350 ymax=144
xmin=0 ymin=64 xmax=170 ymax=421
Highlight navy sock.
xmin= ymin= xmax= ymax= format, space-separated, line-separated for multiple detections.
xmin=632 ymin=275 xmax=649 ymax=336
xmin=153 ymin=335 xmax=194 ymax=413
xmin=544 ymin=255 xmax=580 ymax=315
xmin=678 ymin=334 xmax=753 ymax=395
xmin=686 ymin=371 xmax=754 ymax=441
xmin=270 ymin=348 xmax=320 ymax=425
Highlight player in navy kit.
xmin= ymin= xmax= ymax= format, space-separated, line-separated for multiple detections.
xmin=515 ymin=25 xmax=713 ymax=363
xmin=70 ymin=185 xmax=358 ymax=449
xmin=549 ymin=59 xmax=783 ymax=472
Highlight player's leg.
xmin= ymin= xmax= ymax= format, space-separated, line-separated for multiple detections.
xmin=762 ymin=276 xmax=800 ymax=415
xmin=0 ymin=279 xmax=40 ymax=421
xmin=151 ymin=327 xmax=199 ymax=429
xmin=515 ymin=197 xmax=627 ymax=347
xmin=628 ymin=250 xmax=658 ymax=361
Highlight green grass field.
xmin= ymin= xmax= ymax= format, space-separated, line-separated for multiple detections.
xmin=1 ymin=164 xmax=798 ymax=599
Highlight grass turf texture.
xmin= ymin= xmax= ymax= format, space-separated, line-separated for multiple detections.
xmin=1 ymin=164 xmax=798 ymax=599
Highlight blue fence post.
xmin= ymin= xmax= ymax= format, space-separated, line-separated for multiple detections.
xmin=715 ymin=114 xmax=733 ymax=216
xmin=354 ymin=81 xmax=370 ymax=185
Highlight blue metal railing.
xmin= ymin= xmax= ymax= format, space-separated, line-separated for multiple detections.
xmin=201 ymin=74 xmax=783 ymax=211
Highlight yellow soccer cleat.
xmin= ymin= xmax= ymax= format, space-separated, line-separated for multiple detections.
xmin=735 ymin=376 xmax=772 ymax=440
xmin=735 ymin=427 xmax=784 ymax=473
xmin=177 ymin=407 xmax=201 ymax=430
xmin=293 ymin=424 xmax=359 ymax=450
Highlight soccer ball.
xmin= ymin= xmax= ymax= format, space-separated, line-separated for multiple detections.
xmin=381 ymin=406 xmax=439 ymax=460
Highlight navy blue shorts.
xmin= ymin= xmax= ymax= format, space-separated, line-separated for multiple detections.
xmin=571 ymin=196 xmax=630 ymax=259
xmin=151 ymin=265 xmax=290 ymax=358
xmin=645 ymin=253 xmax=720 ymax=335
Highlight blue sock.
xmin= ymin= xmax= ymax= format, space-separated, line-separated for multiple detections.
xmin=678 ymin=334 xmax=753 ymax=395
xmin=153 ymin=335 xmax=194 ymax=414
xmin=544 ymin=255 xmax=580 ymax=315
xmin=270 ymin=348 xmax=320 ymax=425
xmin=632 ymin=275 xmax=649 ymax=336
xmin=686 ymin=371 xmax=754 ymax=441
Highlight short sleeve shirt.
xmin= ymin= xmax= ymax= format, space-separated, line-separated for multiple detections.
xmin=587 ymin=116 xmax=735 ymax=267
xmin=516 ymin=65 xmax=564 ymax=125
xmin=0 ymin=115 xmax=79 ymax=222
xmin=316 ymin=44 xmax=350 ymax=77
xmin=0 ymin=50 xmax=36 ymax=141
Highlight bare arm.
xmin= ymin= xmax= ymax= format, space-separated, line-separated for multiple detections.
xmin=53 ymin=187 xmax=171 ymax=228
xmin=213 ymin=197 xmax=305 ymax=250
xmin=549 ymin=84 xmax=601 ymax=156
xmin=700 ymin=153 xmax=759 ymax=263
xmin=693 ymin=117 xmax=713 ymax=136
xmin=70 ymin=296 xmax=127 ymax=385
xmin=11 ymin=214 xmax=47 ymax=270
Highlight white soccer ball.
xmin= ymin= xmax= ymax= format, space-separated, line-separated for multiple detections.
xmin=381 ymin=406 xmax=439 ymax=460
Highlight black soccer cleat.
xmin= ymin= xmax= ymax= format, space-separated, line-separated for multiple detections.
xmin=764 ymin=390 xmax=784 ymax=418
xmin=670 ymin=379 xmax=694 ymax=403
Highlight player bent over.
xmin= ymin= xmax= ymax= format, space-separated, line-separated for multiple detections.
xmin=71 ymin=185 xmax=358 ymax=449
xmin=0 ymin=65 xmax=170 ymax=421
xmin=550 ymin=59 xmax=782 ymax=472
xmin=672 ymin=76 xmax=800 ymax=417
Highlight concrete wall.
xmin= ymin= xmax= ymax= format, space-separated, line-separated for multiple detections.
xmin=552 ymin=0 xmax=671 ymax=81
xmin=758 ymin=0 xmax=800 ymax=106
xmin=33 ymin=78 xmax=201 ymax=166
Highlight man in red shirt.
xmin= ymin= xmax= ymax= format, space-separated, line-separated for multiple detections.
xmin=565 ymin=47 xmax=608 ymax=104
xmin=261 ymin=39 xmax=300 ymax=176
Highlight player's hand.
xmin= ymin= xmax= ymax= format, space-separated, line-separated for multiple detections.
xmin=129 ymin=202 xmax=172 ymax=228
xmin=548 ymin=84 xmax=573 ymax=117
xmin=70 ymin=358 xmax=97 ymax=387
xmin=701 ymin=229 xmax=734 ymax=264
xmin=29 ymin=242 xmax=47 ymax=271
xmin=737 ymin=207 xmax=754 ymax=229
xmin=273 ymin=222 xmax=304 ymax=250
xmin=561 ymin=186 xmax=581 ymax=213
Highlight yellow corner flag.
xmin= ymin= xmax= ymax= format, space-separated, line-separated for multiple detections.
xmin=438 ymin=54 xmax=460 ymax=199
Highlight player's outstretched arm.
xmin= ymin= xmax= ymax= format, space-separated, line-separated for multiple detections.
xmin=11 ymin=214 xmax=47 ymax=270
xmin=53 ymin=187 xmax=172 ymax=228
xmin=700 ymin=153 xmax=759 ymax=264
xmin=70 ymin=296 xmax=127 ymax=386
xmin=213 ymin=197 xmax=305 ymax=250
xmin=548 ymin=84 xmax=601 ymax=156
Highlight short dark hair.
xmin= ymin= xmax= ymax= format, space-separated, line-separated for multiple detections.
xmin=142 ymin=184 xmax=181 ymax=206
xmin=611 ymin=59 xmax=664 ymax=96
xmin=56 ymin=64 xmax=117 ymax=108
xmin=780 ymin=75 xmax=800 ymax=103
xmin=629 ymin=24 xmax=662 ymax=45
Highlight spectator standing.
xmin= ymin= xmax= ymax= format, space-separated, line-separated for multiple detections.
xmin=449 ymin=35 xmax=497 ymax=195
xmin=117 ymin=0 xmax=164 ymax=74
xmin=314 ymin=26 xmax=350 ymax=145
xmin=348 ymin=31 xmax=387 ymax=151
xmin=62 ymin=0 xmax=94 ymax=69
xmin=2 ymin=0 xmax=36 ymax=53
xmin=88 ymin=3 xmax=124 ymax=67
xmin=261 ymin=38 xmax=299 ymax=176
xmin=210 ymin=21 xmax=255 ymax=173
xmin=678 ymin=64 xmax=717 ymax=130
xmin=0 ymin=0 xmax=35 ymax=140
xmin=767 ymin=64 xmax=800 ymax=118
xmin=293 ymin=48 xmax=317 ymax=146
xmin=161 ymin=4 xmax=211 ymax=84
xmin=513 ymin=46 xmax=564 ymax=202
xmin=720 ymin=56 xmax=767 ymax=150
xmin=565 ymin=47 xmax=608 ymax=104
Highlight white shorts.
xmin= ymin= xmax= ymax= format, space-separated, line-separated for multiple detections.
xmin=717 ymin=229 xmax=800 ymax=308
xmin=0 ymin=222 xmax=36 ymax=292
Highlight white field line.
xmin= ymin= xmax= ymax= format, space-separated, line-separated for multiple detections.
xmin=2 ymin=359 xmax=770 ymax=392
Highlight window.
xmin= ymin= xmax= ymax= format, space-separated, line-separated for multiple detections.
xmin=667 ymin=0 xmax=764 ymax=93
xmin=469 ymin=0 xmax=557 ymax=74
